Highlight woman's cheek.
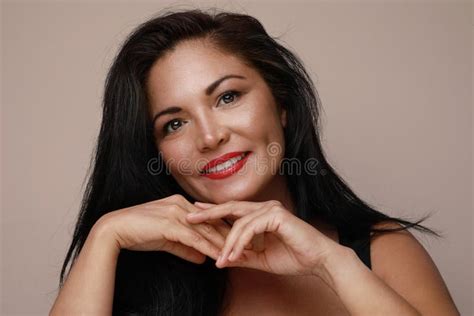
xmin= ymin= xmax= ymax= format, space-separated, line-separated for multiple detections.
xmin=162 ymin=144 xmax=196 ymax=176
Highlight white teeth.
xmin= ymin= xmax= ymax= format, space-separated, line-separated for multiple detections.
xmin=204 ymin=153 xmax=247 ymax=174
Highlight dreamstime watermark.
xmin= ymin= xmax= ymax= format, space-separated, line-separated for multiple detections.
xmin=147 ymin=142 xmax=327 ymax=177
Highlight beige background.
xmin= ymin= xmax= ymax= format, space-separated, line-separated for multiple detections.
xmin=1 ymin=0 xmax=472 ymax=315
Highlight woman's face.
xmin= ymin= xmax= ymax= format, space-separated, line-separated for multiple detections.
xmin=147 ymin=40 xmax=287 ymax=204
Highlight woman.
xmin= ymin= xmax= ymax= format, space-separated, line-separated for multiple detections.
xmin=50 ymin=9 xmax=459 ymax=315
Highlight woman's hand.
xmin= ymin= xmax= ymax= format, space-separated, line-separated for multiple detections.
xmin=186 ymin=200 xmax=346 ymax=277
xmin=96 ymin=194 xmax=232 ymax=264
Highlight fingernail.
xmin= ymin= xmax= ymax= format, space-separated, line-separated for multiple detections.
xmin=228 ymin=251 xmax=235 ymax=261
xmin=220 ymin=252 xmax=228 ymax=263
xmin=195 ymin=201 xmax=214 ymax=206
xmin=217 ymin=255 xmax=225 ymax=267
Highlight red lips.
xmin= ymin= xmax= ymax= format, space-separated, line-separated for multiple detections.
xmin=200 ymin=151 xmax=249 ymax=173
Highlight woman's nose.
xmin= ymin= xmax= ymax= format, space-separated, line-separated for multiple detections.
xmin=194 ymin=113 xmax=230 ymax=152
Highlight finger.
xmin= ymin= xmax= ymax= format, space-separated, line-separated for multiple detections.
xmin=194 ymin=203 xmax=236 ymax=227
xmin=194 ymin=201 xmax=216 ymax=208
xmin=219 ymin=249 xmax=258 ymax=269
xmin=211 ymin=219 xmax=232 ymax=239
xmin=217 ymin=249 xmax=249 ymax=268
xmin=193 ymin=202 xmax=232 ymax=229
xmin=192 ymin=221 xmax=227 ymax=249
xmin=192 ymin=201 xmax=259 ymax=251
xmin=171 ymin=225 xmax=221 ymax=260
xmin=229 ymin=210 xmax=282 ymax=263
xmin=164 ymin=195 xmax=196 ymax=212
xmin=223 ymin=217 xmax=259 ymax=264
xmin=186 ymin=201 xmax=260 ymax=223
xmin=170 ymin=196 xmax=211 ymax=216
xmin=172 ymin=204 xmax=228 ymax=249
xmin=217 ymin=209 xmax=266 ymax=267
xmin=208 ymin=219 xmax=252 ymax=250
xmin=209 ymin=220 xmax=254 ymax=249
xmin=161 ymin=240 xmax=207 ymax=264
xmin=186 ymin=205 xmax=239 ymax=223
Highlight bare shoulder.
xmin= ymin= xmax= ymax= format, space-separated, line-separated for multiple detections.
xmin=369 ymin=220 xmax=460 ymax=315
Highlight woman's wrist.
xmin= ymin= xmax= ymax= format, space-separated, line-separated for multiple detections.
xmin=91 ymin=214 xmax=122 ymax=256
xmin=312 ymin=245 xmax=358 ymax=290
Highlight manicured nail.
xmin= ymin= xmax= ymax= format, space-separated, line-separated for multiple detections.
xmin=195 ymin=201 xmax=214 ymax=207
xmin=217 ymin=254 xmax=225 ymax=267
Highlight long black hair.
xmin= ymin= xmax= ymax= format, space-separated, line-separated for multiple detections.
xmin=59 ymin=8 xmax=441 ymax=315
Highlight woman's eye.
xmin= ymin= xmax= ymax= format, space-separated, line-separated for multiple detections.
xmin=161 ymin=91 xmax=240 ymax=137
xmin=218 ymin=91 xmax=241 ymax=106
xmin=163 ymin=119 xmax=185 ymax=135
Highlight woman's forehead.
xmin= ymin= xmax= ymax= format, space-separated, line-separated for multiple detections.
xmin=150 ymin=41 xmax=253 ymax=82
xmin=147 ymin=41 xmax=260 ymax=103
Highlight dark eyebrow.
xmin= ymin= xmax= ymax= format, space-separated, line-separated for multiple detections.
xmin=151 ymin=74 xmax=246 ymax=125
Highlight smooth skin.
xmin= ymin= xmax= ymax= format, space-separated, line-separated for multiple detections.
xmin=147 ymin=39 xmax=291 ymax=207
xmin=50 ymin=39 xmax=459 ymax=315
xmin=49 ymin=195 xmax=232 ymax=314
xmin=188 ymin=200 xmax=460 ymax=315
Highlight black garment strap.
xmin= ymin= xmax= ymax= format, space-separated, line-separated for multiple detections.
xmin=337 ymin=227 xmax=372 ymax=270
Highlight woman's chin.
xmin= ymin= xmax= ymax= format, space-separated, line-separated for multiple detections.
xmin=203 ymin=189 xmax=258 ymax=204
